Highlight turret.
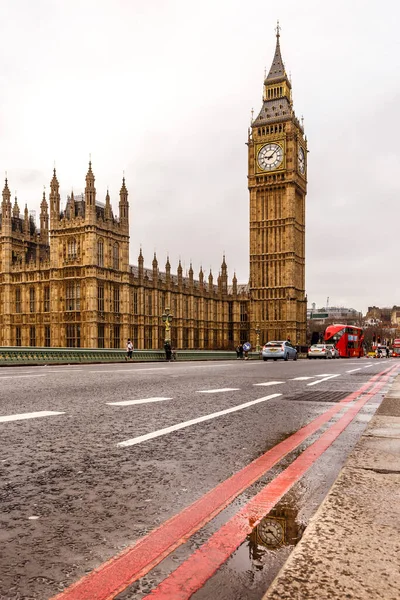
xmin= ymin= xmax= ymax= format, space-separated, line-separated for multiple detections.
xmin=208 ymin=269 xmax=213 ymax=291
xmin=177 ymin=260 xmax=183 ymax=288
xmin=188 ymin=262 xmax=194 ymax=290
xmin=165 ymin=255 xmax=171 ymax=287
xmin=119 ymin=177 xmax=129 ymax=229
xmin=24 ymin=204 xmax=29 ymax=236
xmin=138 ymin=248 xmax=144 ymax=282
xmin=199 ymin=266 xmax=204 ymax=290
xmin=40 ymin=190 xmax=49 ymax=244
xmin=12 ymin=196 xmax=20 ymax=219
xmin=1 ymin=178 xmax=12 ymax=229
xmin=232 ymin=272 xmax=238 ymax=296
xmin=221 ymin=254 xmax=228 ymax=293
xmin=49 ymin=168 xmax=60 ymax=227
xmin=152 ymin=252 xmax=158 ymax=286
xmin=105 ymin=189 xmax=112 ymax=220
xmin=85 ymin=161 xmax=96 ymax=220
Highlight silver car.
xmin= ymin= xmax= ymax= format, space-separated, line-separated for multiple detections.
xmin=262 ymin=340 xmax=298 ymax=361
xmin=325 ymin=344 xmax=339 ymax=358
xmin=308 ymin=344 xmax=333 ymax=359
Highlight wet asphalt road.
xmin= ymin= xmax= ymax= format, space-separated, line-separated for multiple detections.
xmin=0 ymin=357 xmax=394 ymax=599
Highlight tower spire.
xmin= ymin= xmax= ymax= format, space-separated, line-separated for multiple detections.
xmin=266 ymin=21 xmax=286 ymax=83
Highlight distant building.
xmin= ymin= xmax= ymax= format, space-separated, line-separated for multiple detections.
xmin=307 ymin=303 xmax=361 ymax=324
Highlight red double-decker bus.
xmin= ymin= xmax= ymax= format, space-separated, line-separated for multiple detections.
xmin=392 ymin=339 xmax=400 ymax=358
xmin=324 ymin=324 xmax=364 ymax=358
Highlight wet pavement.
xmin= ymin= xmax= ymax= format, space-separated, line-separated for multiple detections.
xmin=0 ymin=358 xmax=396 ymax=599
xmin=262 ymin=372 xmax=400 ymax=600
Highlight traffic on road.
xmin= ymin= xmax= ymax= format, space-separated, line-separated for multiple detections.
xmin=0 ymin=358 xmax=398 ymax=599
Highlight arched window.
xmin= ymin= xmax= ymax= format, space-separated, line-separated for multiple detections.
xmin=97 ymin=239 xmax=104 ymax=267
xmin=67 ymin=238 xmax=77 ymax=259
xmin=113 ymin=243 xmax=119 ymax=270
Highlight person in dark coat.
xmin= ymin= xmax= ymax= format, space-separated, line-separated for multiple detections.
xmin=164 ymin=340 xmax=172 ymax=361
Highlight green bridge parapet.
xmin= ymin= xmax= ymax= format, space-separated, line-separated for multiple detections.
xmin=0 ymin=347 xmax=261 ymax=366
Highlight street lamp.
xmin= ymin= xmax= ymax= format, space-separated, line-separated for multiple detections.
xmin=162 ymin=307 xmax=173 ymax=342
xmin=255 ymin=323 xmax=261 ymax=353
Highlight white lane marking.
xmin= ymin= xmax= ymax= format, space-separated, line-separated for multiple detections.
xmin=118 ymin=394 xmax=282 ymax=447
xmin=347 ymin=368 xmax=362 ymax=373
xmin=253 ymin=381 xmax=285 ymax=387
xmin=307 ymin=374 xmax=341 ymax=386
xmin=197 ymin=388 xmax=240 ymax=394
xmin=0 ymin=374 xmax=46 ymax=380
xmin=364 ymin=364 xmax=374 ymax=368
xmin=89 ymin=368 xmax=168 ymax=373
xmin=108 ymin=397 xmax=173 ymax=406
xmin=290 ymin=376 xmax=314 ymax=381
xmin=318 ymin=374 xmax=336 ymax=377
xmin=0 ymin=410 xmax=65 ymax=423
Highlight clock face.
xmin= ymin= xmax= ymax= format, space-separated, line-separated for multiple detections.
xmin=257 ymin=143 xmax=283 ymax=171
xmin=298 ymin=146 xmax=305 ymax=174
xmin=257 ymin=517 xmax=285 ymax=548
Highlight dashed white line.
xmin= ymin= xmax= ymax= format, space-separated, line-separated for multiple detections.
xmin=118 ymin=393 xmax=282 ymax=447
xmin=307 ymin=374 xmax=341 ymax=386
xmin=0 ymin=374 xmax=47 ymax=380
xmin=108 ymin=397 xmax=173 ymax=406
xmin=197 ymin=388 xmax=240 ymax=394
xmin=0 ymin=410 xmax=65 ymax=423
xmin=347 ymin=368 xmax=362 ymax=373
xmin=364 ymin=364 xmax=374 ymax=368
xmin=253 ymin=381 xmax=285 ymax=387
xmin=290 ymin=376 xmax=314 ymax=381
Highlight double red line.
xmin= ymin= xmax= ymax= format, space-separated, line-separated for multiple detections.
xmin=51 ymin=366 xmax=397 ymax=600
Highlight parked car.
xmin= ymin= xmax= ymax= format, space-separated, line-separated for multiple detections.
xmin=262 ymin=340 xmax=298 ymax=361
xmin=308 ymin=344 xmax=333 ymax=359
xmin=325 ymin=344 xmax=339 ymax=359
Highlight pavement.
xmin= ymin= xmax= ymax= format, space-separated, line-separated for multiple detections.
xmin=262 ymin=373 xmax=400 ymax=600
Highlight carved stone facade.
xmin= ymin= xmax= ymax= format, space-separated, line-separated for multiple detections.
xmin=0 ymin=164 xmax=249 ymax=349
xmin=0 ymin=29 xmax=306 ymax=350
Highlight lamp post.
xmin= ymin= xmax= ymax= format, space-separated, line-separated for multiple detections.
xmin=255 ymin=323 xmax=261 ymax=353
xmin=162 ymin=307 xmax=173 ymax=342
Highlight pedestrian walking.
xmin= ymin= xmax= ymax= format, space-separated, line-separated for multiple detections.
xmin=164 ymin=340 xmax=172 ymax=361
xmin=126 ymin=338 xmax=133 ymax=361
xmin=236 ymin=343 xmax=244 ymax=359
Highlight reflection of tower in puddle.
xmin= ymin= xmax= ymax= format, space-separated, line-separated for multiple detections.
xmin=248 ymin=504 xmax=305 ymax=558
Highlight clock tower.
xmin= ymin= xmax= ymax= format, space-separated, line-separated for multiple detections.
xmin=248 ymin=24 xmax=307 ymax=345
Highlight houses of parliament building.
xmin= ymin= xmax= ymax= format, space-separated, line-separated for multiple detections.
xmin=0 ymin=28 xmax=307 ymax=351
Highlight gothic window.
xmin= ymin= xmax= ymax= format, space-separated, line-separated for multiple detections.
xmin=65 ymin=281 xmax=81 ymax=311
xmin=15 ymin=287 xmax=21 ymax=313
xmin=98 ymin=284 xmax=104 ymax=312
xmin=30 ymin=326 xmax=36 ymax=347
xmin=240 ymin=302 xmax=248 ymax=322
xmin=144 ymin=325 xmax=152 ymax=349
xmin=144 ymin=291 xmax=151 ymax=315
xmin=44 ymin=286 xmax=50 ymax=312
xmin=15 ymin=326 xmax=21 ymax=347
xmin=112 ymin=243 xmax=119 ymax=270
xmin=67 ymin=238 xmax=77 ymax=259
xmin=113 ymin=325 xmax=120 ymax=349
xmin=183 ymin=327 xmax=189 ymax=348
xmin=133 ymin=289 xmax=138 ymax=315
xmin=29 ymin=287 xmax=35 ymax=313
xmin=98 ymin=324 xmax=105 ymax=348
xmin=97 ymin=239 xmax=104 ymax=267
xmin=113 ymin=286 xmax=120 ymax=313
xmin=66 ymin=324 xmax=81 ymax=348
xmin=184 ymin=296 xmax=189 ymax=318
xmin=44 ymin=325 xmax=51 ymax=347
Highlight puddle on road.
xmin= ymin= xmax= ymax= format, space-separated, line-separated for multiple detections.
xmin=191 ymin=495 xmax=306 ymax=600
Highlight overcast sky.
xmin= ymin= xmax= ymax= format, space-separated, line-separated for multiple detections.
xmin=1 ymin=0 xmax=399 ymax=314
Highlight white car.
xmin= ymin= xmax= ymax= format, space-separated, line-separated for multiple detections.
xmin=326 ymin=344 xmax=339 ymax=358
xmin=308 ymin=344 xmax=333 ymax=359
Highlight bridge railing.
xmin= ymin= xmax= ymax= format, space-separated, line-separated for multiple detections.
xmin=0 ymin=347 xmax=261 ymax=366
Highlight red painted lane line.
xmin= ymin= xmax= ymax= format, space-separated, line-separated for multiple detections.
xmin=146 ymin=366 xmax=399 ymax=600
xmin=50 ymin=367 xmax=393 ymax=600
